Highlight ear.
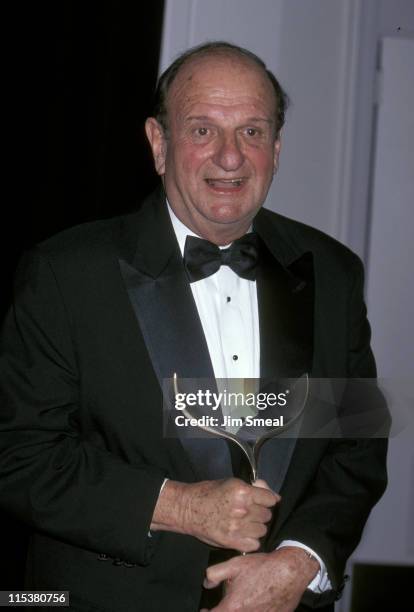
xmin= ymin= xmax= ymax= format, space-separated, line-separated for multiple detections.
xmin=145 ymin=117 xmax=167 ymax=176
xmin=273 ymin=132 xmax=282 ymax=174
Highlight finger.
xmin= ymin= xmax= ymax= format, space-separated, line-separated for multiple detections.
xmin=236 ymin=536 xmax=261 ymax=553
xmin=252 ymin=488 xmax=279 ymax=507
xmin=229 ymin=535 xmax=263 ymax=554
xmin=205 ymin=559 xmax=237 ymax=588
xmin=203 ymin=576 xmax=221 ymax=589
xmin=248 ymin=504 xmax=273 ymax=523
xmin=236 ymin=521 xmax=268 ymax=540
xmin=253 ymin=479 xmax=281 ymax=501
xmin=253 ymin=478 xmax=271 ymax=489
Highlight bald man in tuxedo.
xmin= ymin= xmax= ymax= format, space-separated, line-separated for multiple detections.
xmin=0 ymin=42 xmax=387 ymax=612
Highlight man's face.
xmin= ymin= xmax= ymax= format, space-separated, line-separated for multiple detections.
xmin=146 ymin=54 xmax=281 ymax=243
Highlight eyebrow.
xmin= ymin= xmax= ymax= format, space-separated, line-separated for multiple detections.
xmin=185 ymin=115 xmax=274 ymax=125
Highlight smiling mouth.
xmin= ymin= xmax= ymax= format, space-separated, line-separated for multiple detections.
xmin=205 ymin=178 xmax=246 ymax=189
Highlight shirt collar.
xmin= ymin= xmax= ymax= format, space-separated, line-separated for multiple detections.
xmin=167 ymin=200 xmax=252 ymax=256
xmin=167 ymin=201 xmax=201 ymax=256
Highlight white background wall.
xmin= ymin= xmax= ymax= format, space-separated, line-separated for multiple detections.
xmin=159 ymin=0 xmax=414 ymax=608
xmin=339 ymin=27 xmax=414 ymax=612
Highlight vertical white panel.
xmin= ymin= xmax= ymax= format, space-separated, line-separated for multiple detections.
xmin=364 ymin=33 xmax=414 ymax=565
xmin=160 ymin=0 xmax=284 ymax=72
xmin=367 ymin=37 xmax=414 ymax=379
xmin=267 ymin=0 xmax=358 ymax=235
xmin=341 ymin=39 xmax=414 ymax=611
xmin=159 ymin=0 xmax=196 ymax=71
xmin=379 ymin=0 xmax=414 ymax=36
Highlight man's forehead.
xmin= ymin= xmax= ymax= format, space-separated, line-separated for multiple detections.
xmin=167 ymin=53 xmax=275 ymax=115
xmin=171 ymin=54 xmax=266 ymax=87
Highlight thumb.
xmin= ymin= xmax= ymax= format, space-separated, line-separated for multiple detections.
xmin=252 ymin=478 xmax=271 ymax=490
xmin=253 ymin=479 xmax=281 ymax=501
xmin=204 ymin=559 xmax=238 ymax=589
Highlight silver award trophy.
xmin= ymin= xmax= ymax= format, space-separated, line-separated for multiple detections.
xmin=173 ymin=373 xmax=309 ymax=484
xmin=172 ymin=372 xmax=310 ymax=601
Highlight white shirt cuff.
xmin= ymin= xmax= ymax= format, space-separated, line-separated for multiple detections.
xmin=148 ymin=478 xmax=169 ymax=538
xmin=276 ymin=540 xmax=332 ymax=593
xmin=158 ymin=477 xmax=169 ymax=496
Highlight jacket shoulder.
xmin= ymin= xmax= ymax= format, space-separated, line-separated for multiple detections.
xmin=32 ymin=209 xmax=142 ymax=271
xmin=260 ymin=207 xmax=363 ymax=274
xmin=37 ymin=216 xmax=121 ymax=259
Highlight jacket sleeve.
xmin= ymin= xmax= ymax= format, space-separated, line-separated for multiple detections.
xmin=272 ymin=256 xmax=388 ymax=599
xmin=0 ymin=248 xmax=166 ymax=565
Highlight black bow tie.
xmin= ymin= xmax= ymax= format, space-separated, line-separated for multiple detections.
xmin=183 ymin=233 xmax=260 ymax=283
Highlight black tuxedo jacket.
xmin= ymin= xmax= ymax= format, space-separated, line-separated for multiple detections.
xmin=0 ymin=188 xmax=387 ymax=611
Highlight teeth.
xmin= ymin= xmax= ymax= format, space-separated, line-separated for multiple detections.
xmin=206 ymin=179 xmax=243 ymax=186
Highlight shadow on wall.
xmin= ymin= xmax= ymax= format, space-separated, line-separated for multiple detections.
xmin=2 ymin=1 xmax=165 ymax=321
xmin=1 ymin=0 xmax=165 ymax=588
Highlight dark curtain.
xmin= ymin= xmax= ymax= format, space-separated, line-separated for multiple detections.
xmin=1 ymin=0 xmax=165 ymax=588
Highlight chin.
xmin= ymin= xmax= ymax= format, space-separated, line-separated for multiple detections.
xmin=205 ymin=206 xmax=247 ymax=225
xmin=205 ymin=197 xmax=250 ymax=216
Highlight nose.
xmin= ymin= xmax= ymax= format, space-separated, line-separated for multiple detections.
xmin=212 ymin=133 xmax=244 ymax=171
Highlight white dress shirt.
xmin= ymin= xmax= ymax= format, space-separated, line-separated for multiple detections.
xmin=166 ymin=203 xmax=331 ymax=593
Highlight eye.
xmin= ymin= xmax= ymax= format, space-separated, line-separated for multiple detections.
xmin=245 ymin=127 xmax=260 ymax=137
xmin=190 ymin=125 xmax=215 ymax=142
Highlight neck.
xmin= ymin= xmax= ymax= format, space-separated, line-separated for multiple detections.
xmin=197 ymin=226 xmax=251 ymax=246
xmin=174 ymin=211 xmax=253 ymax=246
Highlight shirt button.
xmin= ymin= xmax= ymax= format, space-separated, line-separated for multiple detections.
xmin=232 ymin=355 xmax=238 ymax=361
xmin=227 ymin=296 xmax=231 ymax=303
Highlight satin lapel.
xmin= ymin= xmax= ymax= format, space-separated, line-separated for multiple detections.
xmin=254 ymin=214 xmax=315 ymax=492
xmin=118 ymin=192 xmax=233 ymax=480
xmin=257 ymin=248 xmax=314 ymax=380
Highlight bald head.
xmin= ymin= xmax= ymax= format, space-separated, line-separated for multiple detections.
xmin=145 ymin=42 xmax=283 ymax=244
xmin=153 ymin=42 xmax=288 ymax=137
